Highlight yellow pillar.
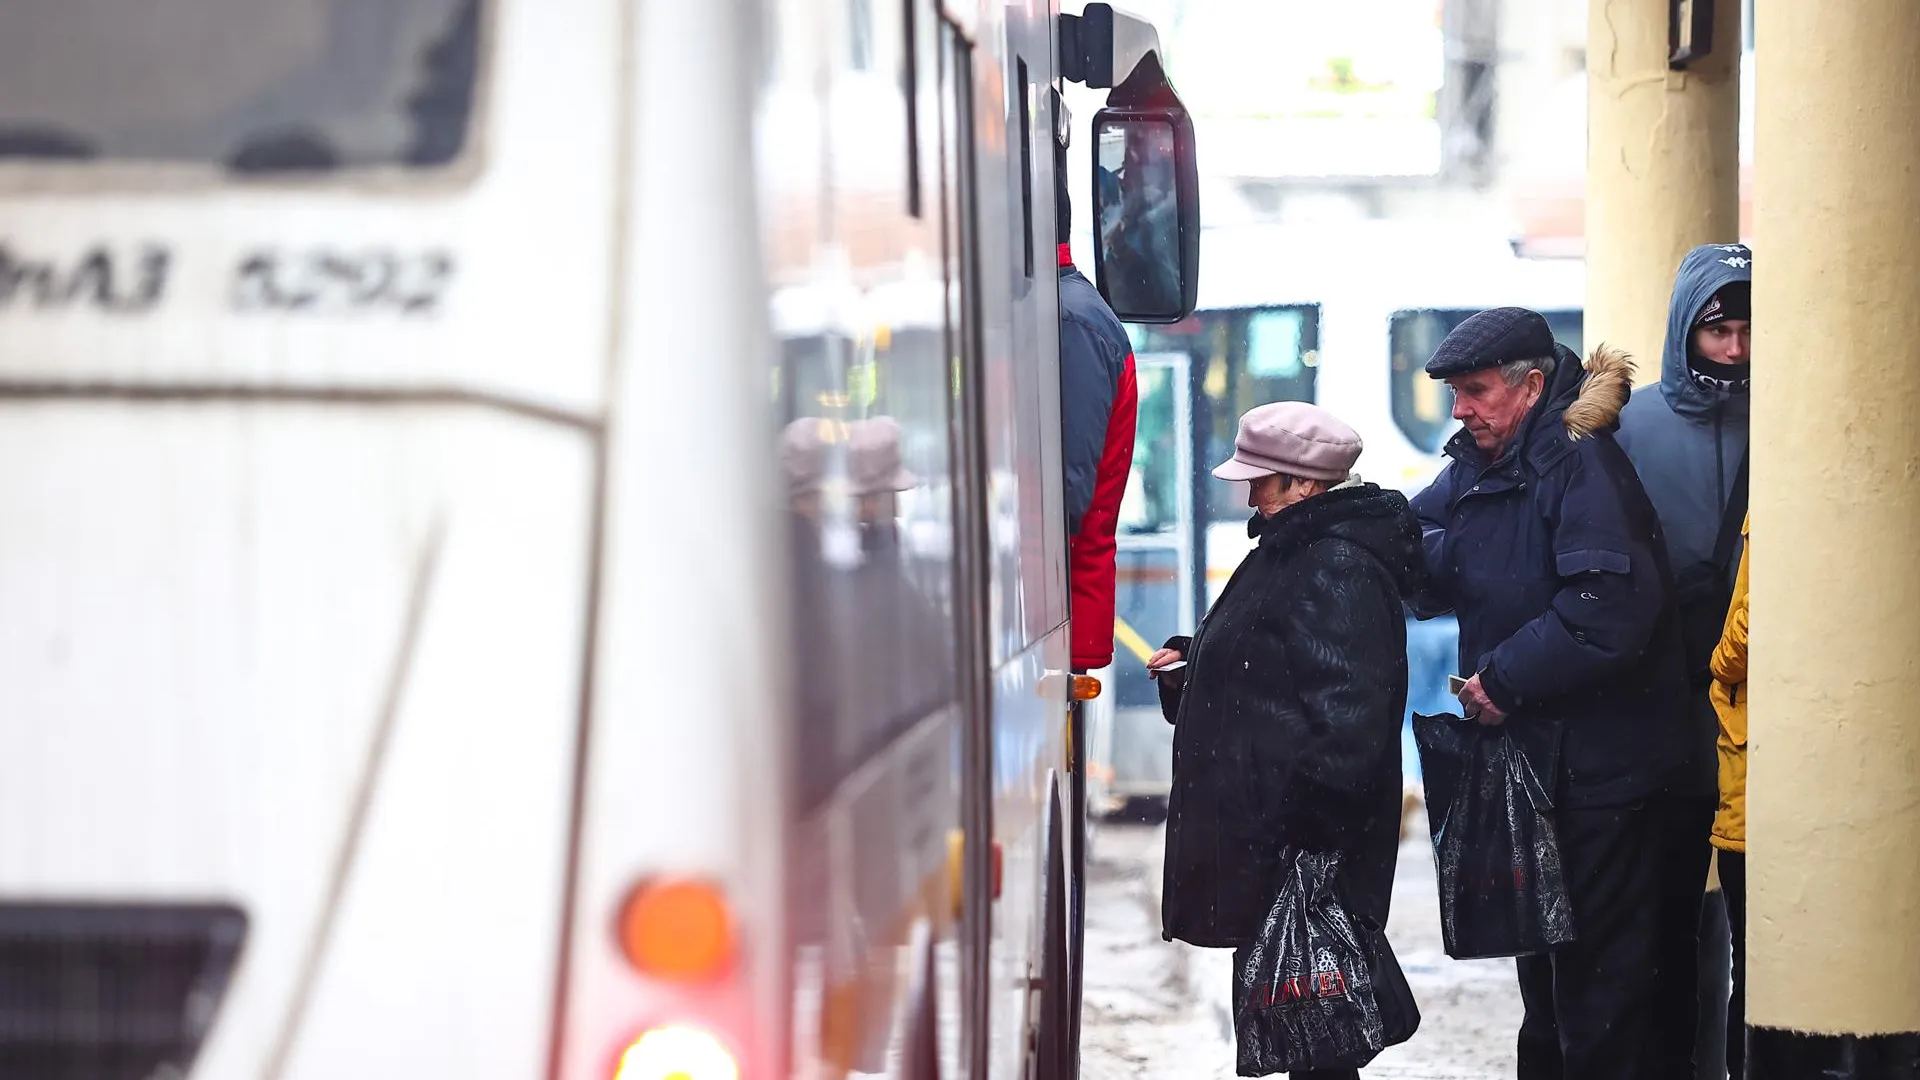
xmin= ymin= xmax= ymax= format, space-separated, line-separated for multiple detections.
xmin=1585 ymin=0 xmax=1741 ymax=385
xmin=1749 ymin=0 xmax=1920 ymax=1050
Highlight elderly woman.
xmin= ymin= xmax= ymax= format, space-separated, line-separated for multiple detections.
xmin=1149 ymin=401 xmax=1422 ymax=1077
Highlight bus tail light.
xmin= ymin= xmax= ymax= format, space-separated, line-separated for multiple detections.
xmin=613 ymin=1024 xmax=740 ymax=1080
xmin=617 ymin=878 xmax=737 ymax=983
xmin=946 ymin=831 xmax=1004 ymax=917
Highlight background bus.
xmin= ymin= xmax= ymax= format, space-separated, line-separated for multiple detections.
xmin=1085 ymin=220 xmax=1586 ymax=815
xmin=0 ymin=1 xmax=1191 ymax=1077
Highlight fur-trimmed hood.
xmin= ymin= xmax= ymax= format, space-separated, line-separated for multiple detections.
xmin=1564 ymin=344 xmax=1634 ymax=440
xmin=1440 ymin=341 xmax=1639 ymax=471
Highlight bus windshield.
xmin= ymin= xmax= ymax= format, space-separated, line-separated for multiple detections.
xmin=0 ymin=0 xmax=480 ymax=171
xmin=1128 ymin=304 xmax=1321 ymax=526
xmin=1388 ymin=307 xmax=1584 ymax=455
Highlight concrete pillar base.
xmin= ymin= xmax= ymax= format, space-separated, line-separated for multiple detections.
xmin=1747 ymin=1029 xmax=1920 ymax=1079
xmin=1751 ymin=0 xmax=1920 ymax=1043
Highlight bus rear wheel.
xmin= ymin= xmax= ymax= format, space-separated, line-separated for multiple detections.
xmin=1028 ymin=784 xmax=1074 ymax=1080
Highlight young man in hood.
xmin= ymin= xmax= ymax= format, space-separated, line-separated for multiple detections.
xmin=1616 ymin=243 xmax=1753 ymax=1080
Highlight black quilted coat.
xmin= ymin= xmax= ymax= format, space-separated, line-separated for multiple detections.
xmin=1157 ymin=483 xmax=1423 ymax=948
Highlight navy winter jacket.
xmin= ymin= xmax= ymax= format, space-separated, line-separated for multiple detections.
xmin=1059 ymin=250 xmax=1137 ymax=669
xmin=1410 ymin=345 xmax=1692 ymax=809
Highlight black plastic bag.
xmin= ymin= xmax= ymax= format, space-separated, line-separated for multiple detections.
xmin=1231 ymin=850 xmax=1419 ymax=1076
xmin=1412 ymin=713 xmax=1576 ymax=959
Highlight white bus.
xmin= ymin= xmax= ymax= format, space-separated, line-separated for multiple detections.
xmin=1085 ymin=220 xmax=1586 ymax=813
xmin=0 ymin=1 xmax=1193 ymax=1077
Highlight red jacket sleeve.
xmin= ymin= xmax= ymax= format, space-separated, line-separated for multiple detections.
xmin=1070 ymin=352 xmax=1137 ymax=669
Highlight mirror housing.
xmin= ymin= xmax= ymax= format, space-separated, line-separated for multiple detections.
xmin=1090 ymin=51 xmax=1200 ymax=324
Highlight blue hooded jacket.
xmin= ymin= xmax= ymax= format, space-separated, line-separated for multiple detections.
xmin=1616 ymin=243 xmax=1753 ymax=572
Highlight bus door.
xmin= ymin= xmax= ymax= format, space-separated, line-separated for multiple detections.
xmin=1089 ymin=350 xmax=1193 ymax=812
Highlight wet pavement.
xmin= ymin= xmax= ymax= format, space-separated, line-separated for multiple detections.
xmin=1079 ymin=811 xmax=1522 ymax=1079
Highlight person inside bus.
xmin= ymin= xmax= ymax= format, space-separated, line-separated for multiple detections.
xmin=1100 ymin=125 xmax=1181 ymax=316
xmin=1146 ymin=401 xmax=1422 ymax=1078
xmin=1408 ymin=308 xmax=1689 ymax=1080
xmin=1614 ymin=243 xmax=1753 ymax=1080
xmin=1057 ymin=149 xmax=1138 ymax=676
xmin=781 ymin=415 xmax=846 ymax=808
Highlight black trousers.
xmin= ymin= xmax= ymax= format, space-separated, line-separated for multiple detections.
xmin=1516 ymin=801 xmax=1662 ymax=1080
xmin=1721 ymin=851 xmax=1748 ymax=1080
xmin=1645 ymin=796 xmax=1717 ymax=1079
xmin=1695 ymin=884 xmax=1732 ymax=1080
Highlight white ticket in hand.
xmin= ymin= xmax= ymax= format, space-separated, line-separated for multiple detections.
xmin=1150 ymin=660 xmax=1187 ymax=673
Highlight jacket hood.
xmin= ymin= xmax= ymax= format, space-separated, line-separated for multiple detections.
xmin=1520 ymin=342 xmax=1632 ymax=444
xmin=1561 ymin=343 xmax=1634 ymax=440
xmin=1255 ymin=482 xmax=1424 ymax=595
xmin=1662 ymin=243 xmax=1754 ymax=419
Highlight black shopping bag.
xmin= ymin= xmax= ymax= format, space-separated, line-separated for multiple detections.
xmin=1412 ymin=713 xmax=1576 ymax=959
xmin=1231 ymin=850 xmax=1419 ymax=1076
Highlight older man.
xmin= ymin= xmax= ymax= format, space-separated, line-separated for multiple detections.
xmin=1409 ymin=308 xmax=1691 ymax=1080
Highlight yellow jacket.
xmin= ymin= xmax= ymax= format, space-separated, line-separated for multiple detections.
xmin=1709 ymin=515 xmax=1750 ymax=852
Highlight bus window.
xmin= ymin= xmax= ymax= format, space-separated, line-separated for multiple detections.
xmin=1129 ymin=304 xmax=1321 ymax=527
xmin=1388 ymin=307 xmax=1583 ymax=455
xmin=0 ymin=0 xmax=481 ymax=170
xmin=1117 ymin=361 xmax=1182 ymax=537
xmin=777 ymin=305 xmax=957 ymax=811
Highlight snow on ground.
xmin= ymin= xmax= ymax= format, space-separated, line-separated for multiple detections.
xmin=1080 ymin=811 xmax=1522 ymax=1079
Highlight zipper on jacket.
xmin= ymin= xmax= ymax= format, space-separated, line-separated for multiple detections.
xmin=1714 ymin=411 xmax=1726 ymax=516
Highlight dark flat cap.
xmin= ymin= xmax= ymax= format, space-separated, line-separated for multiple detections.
xmin=1423 ymin=306 xmax=1558 ymax=378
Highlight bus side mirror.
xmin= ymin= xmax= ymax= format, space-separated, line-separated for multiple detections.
xmin=1090 ymin=52 xmax=1199 ymax=324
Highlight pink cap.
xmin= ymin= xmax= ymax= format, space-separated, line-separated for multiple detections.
xmin=845 ymin=416 xmax=919 ymax=495
xmin=1211 ymin=401 xmax=1363 ymax=482
xmin=779 ymin=416 xmax=919 ymax=497
xmin=780 ymin=418 xmax=832 ymax=495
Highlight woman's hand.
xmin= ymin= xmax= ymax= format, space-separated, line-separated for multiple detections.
xmin=1147 ymin=648 xmax=1185 ymax=685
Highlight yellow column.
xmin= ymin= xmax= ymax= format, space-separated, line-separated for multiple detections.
xmin=1749 ymin=0 xmax=1920 ymax=1044
xmin=1585 ymin=0 xmax=1741 ymax=384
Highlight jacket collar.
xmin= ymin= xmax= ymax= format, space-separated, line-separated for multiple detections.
xmin=1245 ymin=480 xmax=1372 ymax=545
xmin=1443 ymin=414 xmax=1580 ymax=480
xmin=1443 ymin=423 xmax=1574 ymax=477
xmin=1440 ymin=344 xmax=1630 ymax=478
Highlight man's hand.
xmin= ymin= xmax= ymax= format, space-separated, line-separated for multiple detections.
xmin=1458 ymin=673 xmax=1507 ymax=726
